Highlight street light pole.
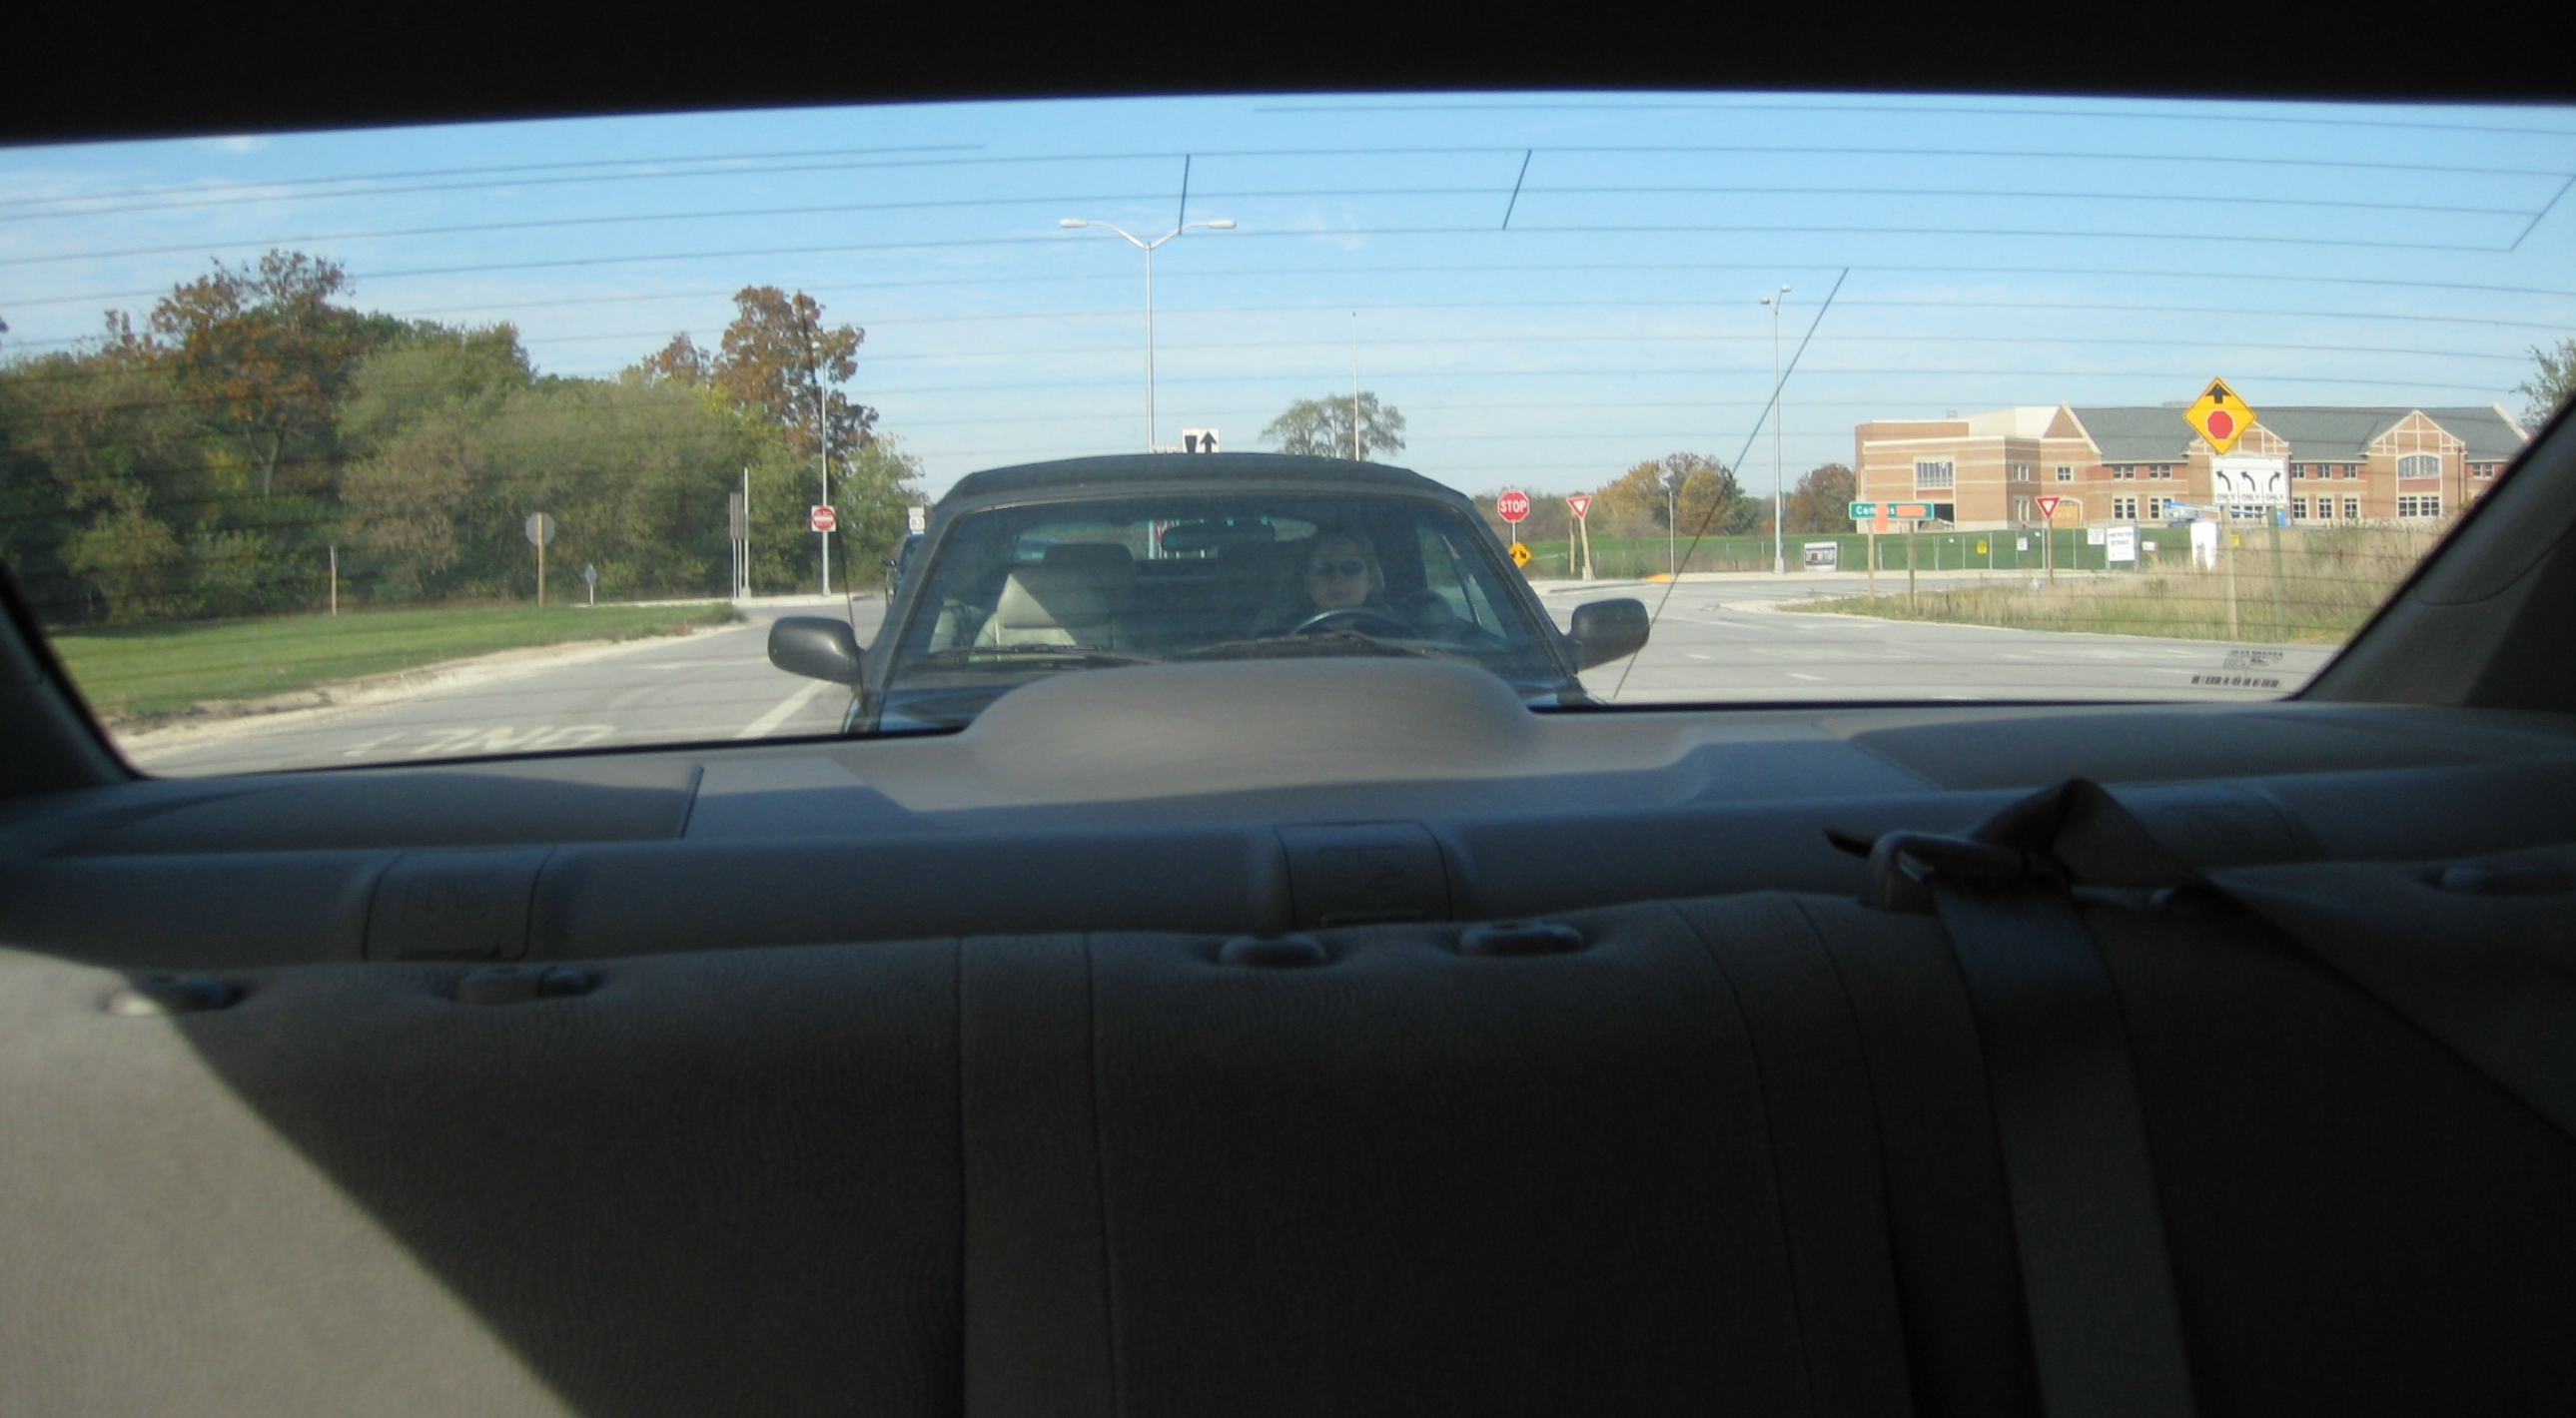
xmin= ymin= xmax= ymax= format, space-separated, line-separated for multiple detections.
xmin=1061 ymin=217 xmax=1237 ymax=450
xmin=1762 ymin=285 xmax=1791 ymax=575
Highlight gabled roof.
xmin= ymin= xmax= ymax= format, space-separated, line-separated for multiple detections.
xmin=2065 ymin=406 xmax=2196 ymax=462
xmin=2061 ymin=405 xmax=2531 ymax=463
xmin=2428 ymin=406 xmax=2533 ymax=461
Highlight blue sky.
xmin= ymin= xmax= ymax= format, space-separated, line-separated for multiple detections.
xmin=3 ymin=92 xmax=2572 ymax=500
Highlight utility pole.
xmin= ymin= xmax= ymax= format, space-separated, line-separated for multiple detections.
xmin=1352 ymin=312 xmax=1361 ymax=462
xmin=806 ymin=318 xmax=832 ymax=596
xmin=1762 ymin=285 xmax=1791 ymax=575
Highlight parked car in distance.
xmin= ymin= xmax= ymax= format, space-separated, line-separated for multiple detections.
xmin=769 ymin=453 xmax=1651 ymax=733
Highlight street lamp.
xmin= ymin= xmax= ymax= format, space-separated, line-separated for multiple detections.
xmin=1060 ymin=217 xmax=1237 ymax=450
xmin=1761 ymin=285 xmax=1791 ymax=575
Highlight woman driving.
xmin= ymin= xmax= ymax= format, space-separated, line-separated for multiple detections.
xmin=1299 ymin=527 xmax=1386 ymax=616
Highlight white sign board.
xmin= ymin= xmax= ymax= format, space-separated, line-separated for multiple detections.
xmin=1181 ymin=427 xmax=1221 ymax=454
xmin=2106 ymin=524 xmax=2139 ymax=564
xmin=1802 ymin=541 xmax=1839 ymax=571
xmin=2087 ymin=526 xmax=2108 ymax=546
xmin=907 ymin=505 xmax=929 ymax=535
xmin=2190 ymin=519 xmax=2219 ymax=569
xmin=2210 ymin=454 xmax=2288 ymax=507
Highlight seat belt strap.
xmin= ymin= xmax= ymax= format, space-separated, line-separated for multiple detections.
xmin=1873 ymin=831 xmax=2198 ymax=1418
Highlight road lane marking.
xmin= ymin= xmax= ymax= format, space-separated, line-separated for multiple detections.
xmin=1787 ymin=673 xmax=1826 ymax=681
xmin=737 ymin=679 xmax=835 ymax=739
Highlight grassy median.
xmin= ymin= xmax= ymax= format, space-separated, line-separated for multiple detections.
xmin=52 ymin=602 xmax=742 ymax=722
xmin=1786 ymin=525 xmax=2438 ymax=645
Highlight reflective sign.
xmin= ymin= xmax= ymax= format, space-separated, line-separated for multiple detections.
xmin=2186 ymin=378 xmax=2257 ymax=455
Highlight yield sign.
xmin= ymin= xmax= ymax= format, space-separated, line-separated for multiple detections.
xmin=2185 ymin=378 xmax=2256 ymax=455
xmin=1566 ymin=492 xmax=1594 ymax=518
xmin=2035 ymin=495 xmax=2063 ymax=519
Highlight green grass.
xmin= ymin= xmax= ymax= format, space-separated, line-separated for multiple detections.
xmin=1784 ymin=525 xmax=2436 ymax=645
xmin=52 ymin=602 xmax=742 ymax=721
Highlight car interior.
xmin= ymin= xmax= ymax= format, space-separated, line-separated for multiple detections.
xmin=6 ymin=27 xmax=2576 ymax=1418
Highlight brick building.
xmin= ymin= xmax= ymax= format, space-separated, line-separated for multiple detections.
xmin=1852 ymin=403 xmax=2528 ymax=530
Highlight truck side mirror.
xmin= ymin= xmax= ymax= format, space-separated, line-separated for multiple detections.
xmin=767 ymin=616 xmax=865 ymax=683
xmin=1566 ymin=598 xmax=1650 ymax=670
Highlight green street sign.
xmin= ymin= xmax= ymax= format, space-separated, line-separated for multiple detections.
xmin=1848 ymin=501 xmax=1878 ymax=519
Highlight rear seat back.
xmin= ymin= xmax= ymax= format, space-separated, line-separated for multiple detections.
xmin=5 ymin=863 xmax=2574 ymax=1415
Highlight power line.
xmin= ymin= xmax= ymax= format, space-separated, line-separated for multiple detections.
xmin=9 ymin=180 xmax=2537 ymax=272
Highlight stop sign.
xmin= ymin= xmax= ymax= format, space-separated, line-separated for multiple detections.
xmin=810 ymin=505 xmax=837 ymax=533
xmin=1496 ymin=489 xmax=1531 ymax=524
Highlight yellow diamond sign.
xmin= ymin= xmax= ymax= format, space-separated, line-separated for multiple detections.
xmin=1509 ymin=541 xmax=1532 ymax=568
xmin=2185 ymin=377 xmax=2256 ymax=455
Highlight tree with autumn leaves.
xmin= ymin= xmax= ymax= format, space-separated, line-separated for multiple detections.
xmin=0 ymin=257 xmax=919 ymax=622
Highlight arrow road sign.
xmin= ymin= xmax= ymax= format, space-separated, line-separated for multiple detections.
xmin=2186 ymin=377 xmax=2257 ymax=455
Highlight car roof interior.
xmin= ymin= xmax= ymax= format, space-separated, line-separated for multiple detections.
xmin=7 ymin=21 xmax=2576 ymax=1418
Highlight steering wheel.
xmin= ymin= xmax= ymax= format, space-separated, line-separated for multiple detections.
xmin=1288 ymin=607 xmax=1418 ymax=639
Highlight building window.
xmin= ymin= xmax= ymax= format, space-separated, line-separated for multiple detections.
xmin=2341 ymin=464 xmax=2359 ymax=479
xmin=2344 ymin=496 xmax=2361 ymax=518
xmin=2398 ymin=454 xmax=2441 ymax=480
xmin=2007 ymin=462 xmax=2035 ymax=482
xmin=2146 ymin=495 xmax=2165 ymax=518
xmin=2290 ymin=464 xmax=2306 ymax=480
xmin=2113 ymin=495 xmax=2138 ymax=519
xmin=2472 ymin=462 xmax=2498 ymax=479
xmin=2056 ymin=465 xmax=2074 ymax=482
xmin=2398 ymin=494 xmax=2443 ymax=518
xmin=2292 ymin=496 xmax=2309 ymax=519
xmin=2148 ymin=464 xmax=2172 ymax=479
xmin=1915 ymin=459 xmax=1955 ymax=489
xmin=2111 ymin=465 xmax=2136 ymax=479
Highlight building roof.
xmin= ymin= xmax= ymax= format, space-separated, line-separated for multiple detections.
xmin=2063 ymin=404 xmax=2530 ymax=463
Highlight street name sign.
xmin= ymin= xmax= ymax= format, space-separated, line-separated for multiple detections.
xmin=1847 ymin=501 xmax=1877 ymax=519
xmin=1887 ymin=502 xmax=1933 ymax=520
xmin=1497 ymin=489 xmax=1531 ymax=523
xmin=2186 ymin=378 xmax=2256 ymax=455
xmin=810 ymin=505 xmax=837 ymax=533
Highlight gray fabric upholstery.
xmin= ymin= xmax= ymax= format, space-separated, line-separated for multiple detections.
xmin=7 ymin=867 xmax=2576 ymax=1415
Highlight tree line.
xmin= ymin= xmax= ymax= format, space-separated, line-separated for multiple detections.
xmin=1471 ymin=455 xmax=1857 ymax=546
xmin=0 ymin=251 xmax=921 ymax=626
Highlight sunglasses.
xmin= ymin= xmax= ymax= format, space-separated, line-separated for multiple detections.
xmin=1307 ymin=558 xmax=1368 ymax=578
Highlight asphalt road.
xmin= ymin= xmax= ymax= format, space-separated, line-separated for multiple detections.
xmin=127 ymin=575 xmax=2336 ymax=776
xmin=1544 ymin=571 xmax=2337 ymax=706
